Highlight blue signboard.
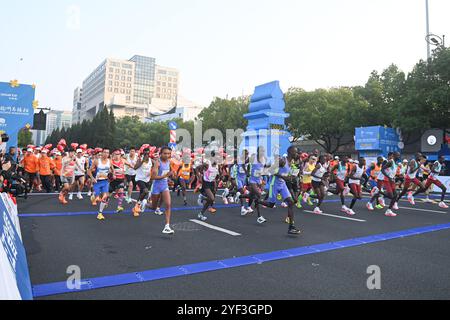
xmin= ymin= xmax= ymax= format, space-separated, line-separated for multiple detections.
xmin=0 ymin=81 xmax=35 ymax=150
xmin=355 ymin=126 xmax=401 ymax=157
xmin=168 ymin=121 xmax=178 ymax=131
xmin=0 ymin=195 xmax=33 ymax=300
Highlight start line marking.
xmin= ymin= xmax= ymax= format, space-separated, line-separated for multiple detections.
xmin=190 ymin=219 xmax=242 ymax=236
xmin=304 ymin=210 xmax=366 ymax=222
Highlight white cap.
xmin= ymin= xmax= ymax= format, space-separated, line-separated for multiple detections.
xmin=55 ymin=152 xmax=61 ymax=156
xmin=76 ymin=149 xmax=83 ymax=153
xmin=349 ymin=159 xmax=354 ymax=163
xmin=27 ymin=148 xmax=33 ymax=152
xmin=334 ymin=156 xmax=340 ymax=160
xmin=41 ymin=149 xmax=48 ymax=154
xmin=354 ymin=160 xmax=359 ymax=165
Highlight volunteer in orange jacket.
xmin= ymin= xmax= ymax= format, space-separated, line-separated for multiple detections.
xmin=38 ymin=149 xmax=55 ymax=193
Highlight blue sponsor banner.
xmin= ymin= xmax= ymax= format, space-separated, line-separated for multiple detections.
xmin=0 ymin=194 xmax=33 ymax=300
xmin=355 ymin=126 xmax=400 ymax=156
xmin=0 ymin=81 xmax=35 ymax=150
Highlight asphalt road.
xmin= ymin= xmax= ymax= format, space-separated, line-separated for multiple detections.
xmin=17 ymin=191 xmax=450 ymax=300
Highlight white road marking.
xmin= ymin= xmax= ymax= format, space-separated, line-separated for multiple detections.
xmin=398 ymin=207 xmax=446 ymax=214
xmin=190 ymin=219 xmax=242 ymax=236
xmin=304 ymin=210 xmax=366 ymax=222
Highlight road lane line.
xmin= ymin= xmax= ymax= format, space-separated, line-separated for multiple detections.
xmin=304 ymin=210 xmax=366 ymax=222
xmin=190 ymin=219 xmax=242 ymax=236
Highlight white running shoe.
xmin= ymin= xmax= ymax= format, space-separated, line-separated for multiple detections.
xmin=223 ymin=197 xmax=229 ymax=205
xmin=125 ymin=197 xmax=132 ymax=204
xmin=385 ymin=209 xmax=397 ymax=217
xmin=87 ymin=190 xmax=92 ymax=197
xmin=162 ymin=225 xmax=175 ymax=234
xmin=241 ymin=207 xmax=249 ymax=216
xmin=302 ymin=192 xmax=309 ymax=203
xmin=197 ymin=194 xmax=205 ymax=206
xmin=246 ymin=207 xmax=254 ymax=214
xmin=423 ymin=197 xmax=434 ymax=203
xmin=379 ymin=198 xmax=386 ymax=207
xmin=154 ymin=208 xmax=163 ymax=216
xmin=341 ymin=205 xmax=350 ymax=213
xmin=438 ymin=202 xmax=449 ymax=209
xmin=198 ymin=213 xmax=207 ymax=221
xmin=346 ymin=209 xmax=356 ymax=216
xmin=228 ymin=197 xmax=234 ymax=203
xmin=68 ymin=193 xmax=73 ymax=201
xmin=257 ymin=216 xmax=267 ymax=224
xmin=393 ymin=202 xmax=399 ymax=210
xmin=366 ymin=202 xmax=374 ymax=211
xmin=408 ymin=195 xmax=415 ymax=205
xmin=234 ymin=192 xmax=241 ymax=204
xmin=313 ymin=207 xmax=323 ymax=214
xmin=281 ymin=202 xmax=288 ymax=208
xmin=77 ymin=193 xmax=83 ymax=200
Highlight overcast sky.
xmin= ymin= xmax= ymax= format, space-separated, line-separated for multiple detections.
xmin=1 ymin=0 xmax=449 ymax=110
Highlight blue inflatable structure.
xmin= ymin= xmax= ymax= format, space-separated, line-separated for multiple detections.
xmin=239 ymin=81 xmax=292 ymax=161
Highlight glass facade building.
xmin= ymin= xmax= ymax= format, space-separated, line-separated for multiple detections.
xmin=129 ymin=55 xmax=156 ymax=105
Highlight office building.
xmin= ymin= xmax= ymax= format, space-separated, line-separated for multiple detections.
xmin=32 ymin=110 xmax=73 ymax=145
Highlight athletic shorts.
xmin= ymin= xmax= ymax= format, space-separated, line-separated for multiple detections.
xmin=286 ymin=179 xmax=299 ymax=194
xmin=404 ymin=177 xmax=421 ymax=189
xmin=75 ymin=175 xmax=85 ymax=181
xmin=383 ymin=180 xmax=397 ymax=194
xmin=151 ymin=181 xmax=169 ymax=195
xmin=126 ymin=175 xmax=136 ymax=184
xmin=93 ymin=180 xmax=109 ymax=196
xmin=268 ymin=181 xmax=291 ymax=203
xmin=201 ymin=181 xmax=216 ymax=193
xmin=109 ymin=179 xmax=125 ymax=193
xmin=136 ymin=180 xmax=151 ymax=193
xmin=61 ymin=176 xmax=74 ymax=185
xmin=349 ymin=183 xmax=362 ymax=197
xmin=425 ymin=178 xmax=443 ymax=189
xmin=179 ymin=178 xmax=190 ymax=184
xmin=301 ymin=182 xmax=312 ymax=192
xmin=311 ymin=180 xmax=323 ymax=189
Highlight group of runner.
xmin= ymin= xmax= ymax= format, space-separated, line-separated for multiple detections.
xmin=17 ymin=141 xmax=448 ymax=236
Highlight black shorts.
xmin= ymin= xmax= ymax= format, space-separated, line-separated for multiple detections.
xmin=75 ymin=175 xmax=85 ymax=181
xmin=312 ymin=180 xmax=323 ymax=189
xmin=202 ymin=181 xmax=216 ymax=193
xmin=109 ymin=179 xmax=125 ymax=193
xmin=136 ymin=180 xmax=151 ymax=193
xmin=126 ymin=175 xmax=136 ymax=184
xmin=286 ymin=178 xmax=299 ymax=194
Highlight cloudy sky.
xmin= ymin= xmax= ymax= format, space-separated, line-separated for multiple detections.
xmin=1 ymin=0 xmax=449 ymax=110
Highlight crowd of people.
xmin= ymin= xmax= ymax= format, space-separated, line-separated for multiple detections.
xmin=1 ymin=139 xmax=448 ymax=236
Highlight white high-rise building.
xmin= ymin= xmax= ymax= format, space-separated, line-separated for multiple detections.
xmin=73 ymin=55 xmax=180 ymax=124
xmin=32 ymin=110 xmax=73 ymax=146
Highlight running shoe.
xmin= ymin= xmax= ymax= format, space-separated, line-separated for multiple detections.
xmin=366 ymin=202 xmax=374 ymax=211
xmin=234 ymin=192 xmax=241 ymax=204
xmin=198 ymin=213 xmax=207 ymax=221
xmin=257 ymin=216 xmax=267 ymax=224
xmin=302 ymin=192 xmax=309 ymax=203
xmin=241 ymin=207 xmax=249 ymax=216
xmin=132 ymin=205 xmax=141 ymax=217
xmin=341 ymin=205 xmax=350 ymax=214
xmin=223 ymin=197 xmax=229 ymax=205
xmin=116 ymin=206 xmax=124 ymax=213
xmin=423 ymin=197 xmax=435 ymax=203
xmin=87 ymin=190 xmax=92 ymax=197
xmin=246 ymin=207 xmax=254 ymax=214
xmin=77 ymin=193 xmax=83 ymax=200
xmin=392 ymin=202 xmax=399 ymax=210
xmin=375 ymin=204 xmax=384 ymax=210
xmin=154 ymin=208 xmax=163 ymax=216
xmin=408 ymin=194 xmax=415 ymax=205
xmin=68 ymin=193 xmax=73 ymax=201
xmin=125 ymin=197 xmax=132 ymax=204
xmin=288 ymin=225 xmax=301 ymax=235
xmin=197 ymin=194 xmax=205 ymax=206
xmin=379 ymin=198 xmax=386 ymax=207
xmin=228 ymin=197 xmax=234 ymax=204
xmin=163 ymin=225 xmax=175 ymax=235
xmin=307 ymin=198 xmax=314 ymax=206
xmin=97 ymin=213 xmax=106 ymax=220
xmin=296 ymin=201 xmax=302 ymax=209
xmin=313 ymin=207 xmax=323 ymax=214
xmin=439 ymin=202 xmax=449 ymax=209
xmin=346 ymin=209 xmax=356 ymax=216
xmin=385 ymin=209 xmax=397 ymax=217
xmin=343 ymin=186 xmax=351 ymax=196
xmin=208 ymin=207 xmax=217 ymax=214
xmin=281 ymin=202 xmax=288 ymax=208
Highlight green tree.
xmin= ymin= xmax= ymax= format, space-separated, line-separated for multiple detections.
xmin=18 ymin=128 xmax=33 ymax=147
